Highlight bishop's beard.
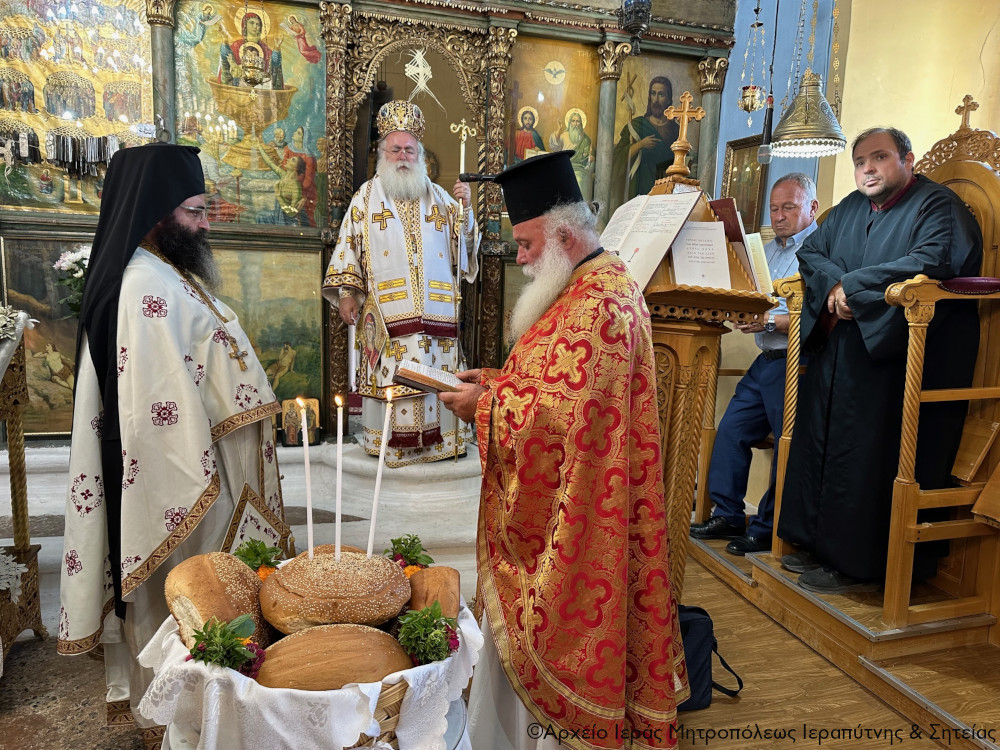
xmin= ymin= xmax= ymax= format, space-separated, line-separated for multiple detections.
xmin=156 ymin=217 xmax=221 ymax=292
xmin=377 ymin=151 xmax=430 ymax=202
xmin=507 ymin=238 xmax=575 ymax=345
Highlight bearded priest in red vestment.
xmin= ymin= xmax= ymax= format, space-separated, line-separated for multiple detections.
xmin=441 ymin=150 xmax=688 ymax=750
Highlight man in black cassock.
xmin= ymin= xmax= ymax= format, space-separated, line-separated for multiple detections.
xmin=777 ymin=127 xmax=982 ymax=594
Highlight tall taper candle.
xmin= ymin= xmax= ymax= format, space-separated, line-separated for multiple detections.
xmin=367 ymin=388 xmax=394 ymax=557
xmin=334 ymin=394 xmax=344 ymax=562
xmin=295 ymin=397 xmax=314 ymax=559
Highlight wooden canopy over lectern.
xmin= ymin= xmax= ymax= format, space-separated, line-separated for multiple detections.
xmin=637 ymin=94 xmax=775 ymax=597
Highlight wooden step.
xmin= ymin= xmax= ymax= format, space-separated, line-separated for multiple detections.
xmin=862 ymin=645 xmax=1000 ymax=750
xmin=746 ymin=552 xmax=994 ymax=660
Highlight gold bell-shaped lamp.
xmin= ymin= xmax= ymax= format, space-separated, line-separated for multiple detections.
xmin=771 ymin=71 xmax=846 ymax=158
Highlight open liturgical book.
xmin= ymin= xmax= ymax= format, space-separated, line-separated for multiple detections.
xmin=393 ymin=361 xmax=463 ymax=394
xmin=602 ymin=192 xmax=771 ymax=293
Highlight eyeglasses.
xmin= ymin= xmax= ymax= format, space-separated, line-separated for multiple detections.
xmin=179 ymin=205 xmax=209 ymax=220
xmin=388 ymin=146 xmax=417 ymax=157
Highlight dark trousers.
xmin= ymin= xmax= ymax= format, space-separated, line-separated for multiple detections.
xmin=706 ymin=353 xmax=788 ymax=538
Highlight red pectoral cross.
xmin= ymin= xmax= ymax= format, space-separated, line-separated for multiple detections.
xmin=425 ymin=204 xmax=448 ymax=231
xmin=372 ymin=202 xmax=394 ymax=231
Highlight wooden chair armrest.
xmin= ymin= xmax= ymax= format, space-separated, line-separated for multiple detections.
xmin=886 ymin=274 xmax=1000 ymax=308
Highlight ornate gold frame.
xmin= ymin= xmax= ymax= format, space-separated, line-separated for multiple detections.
xmin=319 ymin=3 xmax=516 ymax=406
xmin=720 ymin=134 xmax=769 ymax=232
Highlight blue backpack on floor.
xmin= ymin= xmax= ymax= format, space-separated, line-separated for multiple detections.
xmin=677 ymin=604 xmax=744 ymax=711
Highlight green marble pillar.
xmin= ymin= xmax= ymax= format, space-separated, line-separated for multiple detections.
xmin=146 ymin=0 xmax=177 ymax=141
xmin=594 ymin=41 xmax=631 ymax=226
xmin=697 ymin=56 xmax=729 ymax=195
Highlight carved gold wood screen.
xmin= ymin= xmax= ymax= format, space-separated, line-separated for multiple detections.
xmin=319 ymin=3 xmax=514 ymax=410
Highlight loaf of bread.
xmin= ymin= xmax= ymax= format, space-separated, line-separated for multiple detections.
xmin=256 ymin=623 xmax=413 ymax=691
xmin=407 ymin=566 xmax=461 ymax=620
xmin=300 ymin=544 xmax=365 ymax=557
xmin=260 ymin=551 xmax=410 ymax=634
xmin=165 ymin=552 xmax=272 ymax=649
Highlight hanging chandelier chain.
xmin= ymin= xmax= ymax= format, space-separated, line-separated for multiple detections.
xmin=807 ymin=0 xmax=819 ymax=72
xmin=831 ymin=0 xmax=842 ymax=117
xmin=782 ymin=0 xmax=808 ymax=116
xmin=738 ymin=2 xmax=767 ymax=126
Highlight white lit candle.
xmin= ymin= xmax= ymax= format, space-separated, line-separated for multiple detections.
xmin=296 ymin=397 xmax=314 ymax=559
xmin=367 ymin=388 xmax=394 ymax=558
xmin=334 ymin=394 xmax=344 ymax=562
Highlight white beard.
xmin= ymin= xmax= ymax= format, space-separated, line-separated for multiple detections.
xmin=378 ymin=151 xmax=430 ymax=201
xmin=567 ymin=125 xmax=583 ymax=145
xmin=508 ymin=239 xmax=575 ymax=345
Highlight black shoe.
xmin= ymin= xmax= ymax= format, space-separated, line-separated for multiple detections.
xmin=797 ymin=566 xmax=880 ymax=594
xmin=690 ymin=516 xmax=744 ymax=540
xmin=780 ymin=551 xmax=821 ymax=573
xmin=725 ymin=534 xmax=771 ymax=556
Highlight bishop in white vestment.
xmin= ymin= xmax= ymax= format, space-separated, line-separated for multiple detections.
xmin=323 ymin=100 xmax=480 ymax=466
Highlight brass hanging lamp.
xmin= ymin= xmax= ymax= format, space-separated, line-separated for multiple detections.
xmin=770 ymin=70 xmax=845 ymax=157
xmin=770 ymin=0 xmax=845 ymax=158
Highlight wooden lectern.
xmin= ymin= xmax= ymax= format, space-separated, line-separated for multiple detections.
xmin=642 ymin=92 xmax=775 ymax=598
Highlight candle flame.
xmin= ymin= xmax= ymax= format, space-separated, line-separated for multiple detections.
xmin=334 ymin=394 xmax=344 ymax=407
xmin=295 ymin=397 xmax=306 ymax=408
xmin=385 ymin=387 xmax=394 ymax=403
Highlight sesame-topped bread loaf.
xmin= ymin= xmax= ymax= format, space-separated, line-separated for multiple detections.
xmin=299 ymin=544 xmax=365 ymax=558
xmin=260 ymin=551 xmax=410 ymax=634
xmin=165 ymin=552 xmax=272 ymax=649
xmin=256 ymin=623 xmax=413 ymax=691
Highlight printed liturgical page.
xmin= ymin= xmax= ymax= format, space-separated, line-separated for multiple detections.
xmin=602 ymin=191 xmax=702 ymax=288
xmin=670 ymin=221 xmax=730 ymax=289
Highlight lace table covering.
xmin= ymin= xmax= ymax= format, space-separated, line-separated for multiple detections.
xmin=138 ymin=603 xmax=483 ymax=749
xmin=0 ymin=552 xmax=28 ymax=605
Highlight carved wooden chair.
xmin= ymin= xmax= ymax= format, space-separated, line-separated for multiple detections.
xmin=771 ymin=97 xmax=1000 ymax=632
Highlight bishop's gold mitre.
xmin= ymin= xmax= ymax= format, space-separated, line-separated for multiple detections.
xmin=376 ymin=100 xmax=426 ymax=141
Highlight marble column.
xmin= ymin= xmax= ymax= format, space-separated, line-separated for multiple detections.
xmin=145 ymin=0 xmax=177 ymax=140
xmin=594 ymin=40 xmax=631 ymax=226
xmin=697 ymin=56 xmax=729 ymax=195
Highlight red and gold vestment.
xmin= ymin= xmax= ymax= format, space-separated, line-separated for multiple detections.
xmin=475 ymin=251 xmax=688 ymax=749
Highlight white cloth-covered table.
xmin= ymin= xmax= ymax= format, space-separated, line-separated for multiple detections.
xmin=137 ymin=604 xmax=483 ymax=749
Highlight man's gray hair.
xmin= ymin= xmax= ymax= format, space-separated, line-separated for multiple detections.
xmin=543 ymin=201 xmax=599 ymax=241
xmin=772 ymin=172 xmax=817 ymax=203
xmin=851 ymin=127 xmax=912 ymax=160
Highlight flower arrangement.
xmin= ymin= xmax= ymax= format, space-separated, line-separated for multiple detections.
xmin=0 ymin=304 xmax=19 ymax=341
xmin=385 ymin=534 xmax=434 ymax=578
xmin=52 ymin=248 xmax=91 ymax=317
xmin=185 ymin=613 xmax=266 ymax=679
xmin=397 ymin=602 xmax=459 ymax=666
xmin=234 ymin=538 xmax=282 ymax=582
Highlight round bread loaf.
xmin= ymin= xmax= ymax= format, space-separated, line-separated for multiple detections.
xmin=299 ymin=544 xmax=365 ymax=558
xmin=407 ymin=566 xmax=461 ymax=620
xmin=165 ymin=551 xmax=272 ymax=649
xmin=256 ymin=623 xmax=413 ymax=691
xmin=260 ymin=551 xmax=410 ymax=634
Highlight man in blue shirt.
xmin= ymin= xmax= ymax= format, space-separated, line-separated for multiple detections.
xmin=691 ymin=173 xmax=819 ymax=555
